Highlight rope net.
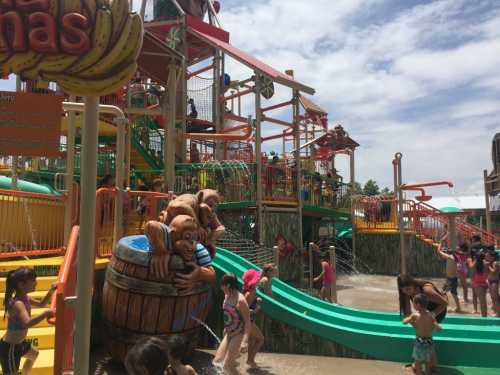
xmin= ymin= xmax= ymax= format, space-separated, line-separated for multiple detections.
xmin=217 ymin=229 xmax=274 ymax=268
xmin=187 ymin=74 xmax=214 ymax=123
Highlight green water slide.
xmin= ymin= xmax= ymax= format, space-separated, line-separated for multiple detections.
xmin=213 ymin=248 xmax=500 ymax=369
xmin=0 ymin=176 xmax=61 ymax=195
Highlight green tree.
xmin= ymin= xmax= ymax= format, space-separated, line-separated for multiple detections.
xmin=363 ymin=179 xmax=380 ymax=196
xmin=380 ymin=187 xmax=393 ymax=195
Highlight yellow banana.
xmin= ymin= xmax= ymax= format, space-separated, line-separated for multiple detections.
xmin=112 ymin=12 xmax=143 ymax=66
xmin=110 ymin=0 xmax=129 ymax=45
xmin=96 ymin=0 xmax=110 ymax=9
xmin=48 ymin=0 xmax=59 ymax=18
xmin=0 ymin=52 xmax=42 ymax=77
xmin=41 ymin=54 xmax=81 ymax=73
xmin=78 ymin=14 xmax=141 ymax=79
xmin=45 ymin=62 xmax=137 ymax=96
xmin=0 ymin=52 xmax=10 ymax=64
xmin=68 ymin=9 xmax=112 ymax=74
xmin=82 ymin=0 xmax=97 ymax=23
xmin=62 ymin=0 xmax=82 ymax=14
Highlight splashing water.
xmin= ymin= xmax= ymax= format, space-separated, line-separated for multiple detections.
xmin=21 ymin=197 xmax=38 ymax=250
xmin=191 ymin=316 xmax=221 ymax=345
xmin=190 ymin=316 xmax=225 ymax=374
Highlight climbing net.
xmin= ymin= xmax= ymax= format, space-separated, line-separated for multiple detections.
xmin=217 ymin=229 xmax=275 ymax=268
xmin=187 ymin=73 xmax=214 ymax=122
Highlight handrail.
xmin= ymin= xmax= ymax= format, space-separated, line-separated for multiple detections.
xmin=51 ymin=225 xmax=79 ymax=375
xmin=0 ymin=188 xmax=65 ymax=200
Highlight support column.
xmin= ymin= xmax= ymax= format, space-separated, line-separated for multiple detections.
xmin=180 ymin=20 xmax=188 ymax=163
xmin=349 ymin=149 xmax=355 ymax=193
xmin=255 ymin=73 xmax=264 ymax=245
xmin=113 ymin=117 xmax=127 ymax=244
xmin=63 ymin=95 xmax=77 ymax=243
xmin=484 ymin=169 xmax=492 ymax=234
xmin=448 ymin=215 xmax=458 ymax=252
xmin=164 ymin=65 xmax=178 ymax=192
xmin=395 ymin=153 xmax=407 ymax=275
xmin=293 ymin=89 xmax=303 ymax=254
xmin=74 ymin=96 xmax=99 ymax=375
xmin=214 ymin=53 xmax=223 ymax=160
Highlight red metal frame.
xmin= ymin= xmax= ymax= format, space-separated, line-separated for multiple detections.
xmin=51 ymin=225 xmax=79 ymax=375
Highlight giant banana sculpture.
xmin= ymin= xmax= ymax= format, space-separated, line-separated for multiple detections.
xmin=0 ymin=0 xmax=143 ymax=96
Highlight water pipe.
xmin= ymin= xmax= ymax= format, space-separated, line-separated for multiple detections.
xmin=401 ymin=181 xmax=454 ymax=189
xmin=393 ymin=152 xmax=407 ymax=275
xmin=62 ymin=101 xmax=127 ymax=375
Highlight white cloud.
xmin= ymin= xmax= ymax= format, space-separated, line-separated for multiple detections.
xmin=220 ymin=0 xmax=500 ymax=195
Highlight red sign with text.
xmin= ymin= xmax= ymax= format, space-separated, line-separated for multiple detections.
xmin=0 ymin=91 xmax=63 ymax=156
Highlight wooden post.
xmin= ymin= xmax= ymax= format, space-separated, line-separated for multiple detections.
xmin=113 ymin=117 xmax=127 ymax=244
xmin=448 ymin=215 xmax=458 ymax=251
xmin=74 ymin=96 xmax=99 ymax=375
xmin=63 ymin=95 xmax=77 ymax=243
xmin=273 ymin=245 xmax=280 ymax=279
xmin=308 ymin=242 xmax=314 ymax=292
xmin=349 ymin=149 xmax=355 ymax=193
xmin=329 ymin=245 xmax=337 ymax=303
xmin=255 ymin=73 xmax=264 ymax=245
xmin=395 ymin=153 xmax=407 ymax=275
xmin=164 ymin=65 xmax=178 ymax=192
xmin=214 ymin=52 xmax=223 ymax=160
xmin=282 ymin=129 xmax=286 ymax=157
xmin=180 ymin=18 xmax=188 ymax=162
xmin=484 ymin=169 xmax=492 ymax=234
xmin=293 ymin=89 xmax=304 ymax=264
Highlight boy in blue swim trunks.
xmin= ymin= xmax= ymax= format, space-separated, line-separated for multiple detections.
xmin=403 ymin=293 xmax=442 ymax=375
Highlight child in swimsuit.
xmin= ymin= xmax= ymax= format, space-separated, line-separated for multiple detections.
xmin=486 ymin=249 xmax=500 ymax=317
xmin=0 ymin=267 xmax=55 ymax=375
xmin=167 ymin=336 xmax=197 ymax=375
xmin=214 ymin=273 xmax=251 ymax=375
xmin=243 ymin=269 xmax=265 ymax=369
xmin=125 ymin=336 xmax=176 ymax=375
xmin=403 ymin=293 xmax=442 ymax=375
xmin=455 ymin=243 xmax=469 ymax=303
xmin=468 ymin=252 xmax=489 ymax=317
xmin=314 ymin=253 xmax=336 ymax=303
xmin=435 ymin=240 xmax=462 ymax=313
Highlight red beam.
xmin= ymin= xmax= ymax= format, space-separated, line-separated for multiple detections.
xmin=261 ymin=100 xmax=293 ymax=113
xmin=262 ymin=115 xmax=294 ymax=128
xmin=187 ymin=64 xmax=214 ymax=79
xmin=222 ymin=88 xmax=253 ymax=102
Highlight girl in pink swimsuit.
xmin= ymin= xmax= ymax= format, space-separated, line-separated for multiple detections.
xmin=314 ymin=253 xmax=336 ymax=303
xmin=455 ymin=243 xmax=469 ymax=303
xmin=468 ymin=252 xmax=488 ymax=317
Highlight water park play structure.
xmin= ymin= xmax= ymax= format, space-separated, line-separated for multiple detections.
xmin=0 ymin=0 xmax=500 ymax=374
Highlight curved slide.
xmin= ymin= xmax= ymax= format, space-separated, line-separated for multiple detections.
xmin=213 ymin=248 xmax=500 ymax=369
xmin=0 ymin=176 xmax=61 ymax=195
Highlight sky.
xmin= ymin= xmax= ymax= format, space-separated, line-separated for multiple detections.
xmin=216 ymin=0 xmax=500 ymax=196
xmin=2 ymin=0 xmax=498 ymax=197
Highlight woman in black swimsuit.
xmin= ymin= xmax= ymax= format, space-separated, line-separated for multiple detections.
xmin=398 ymin=275 xmax=448 ymax=372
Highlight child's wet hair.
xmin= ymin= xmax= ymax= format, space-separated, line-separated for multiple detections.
xmin=4 ymin=267 xmax=36 ymax=316
xmin=487 ymin=249 xmax=499 ymax=261
xmin=221 ymin=273 xmax=239 ymax=290
xmin=413 ymin=293 xmax=428 ymax=308
xmin=167 ymin=335 xmax=188 ymax=361
xmin=125 ymin=337 xmax=169 ymax=375
xmin=262 ymin=264 xmax=275 ymax=277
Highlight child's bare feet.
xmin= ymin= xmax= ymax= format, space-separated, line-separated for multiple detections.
xmin=453 ymin=308 xmax=463 ymax=313
xmin=246 ymin=361 xmax=259 ymax=369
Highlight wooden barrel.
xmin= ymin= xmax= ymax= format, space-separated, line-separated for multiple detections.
xmin=102 ymin=235 xmax=212 ymax=362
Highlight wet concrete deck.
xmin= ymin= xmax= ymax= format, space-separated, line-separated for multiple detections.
xmin=336 ymin=274 xmax=495 ymax=316
xmin=93 ymin=349 xmax=494 ymax=375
